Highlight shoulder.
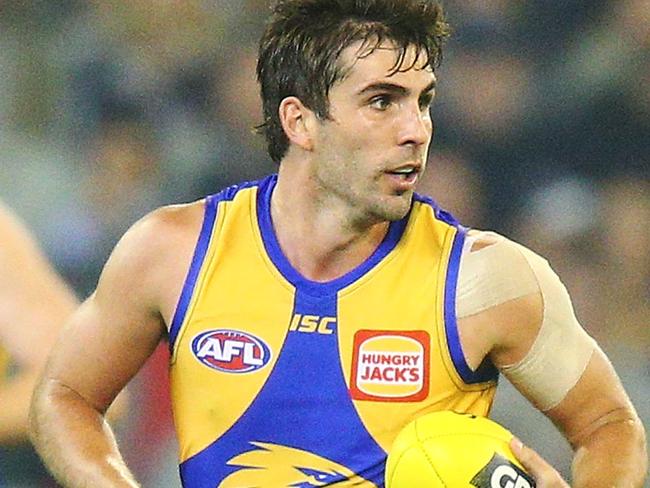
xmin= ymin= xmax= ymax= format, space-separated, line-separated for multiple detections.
xmin=457 ymin=229 xmax=561 ymax=366
xmin=457 ymin=229 xmax=547 ymax=317
xmin=465 ymin=229 xmax=542 ymax=259
xmin=462 ymin=229 xmax=554 ymax=284
xmin=115 ymin=200 xmax=205 ymax=257
xmin=97 ymin=199 xmax=207 ymax=298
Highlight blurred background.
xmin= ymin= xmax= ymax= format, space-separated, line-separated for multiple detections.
xmin=0 ymin=0 xmax=647 ymax=486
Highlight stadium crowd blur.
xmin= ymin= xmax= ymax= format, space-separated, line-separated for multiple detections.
xmin=0 ymin=0 xmax=647 ymax=486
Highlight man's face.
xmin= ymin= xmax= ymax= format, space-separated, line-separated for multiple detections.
xmin=310 ymin=41 xmax=436 ymax=224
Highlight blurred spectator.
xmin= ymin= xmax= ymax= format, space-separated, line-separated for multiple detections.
xmin=121 ymin=344 xmax=180 ymax=488
xmin=0 ymin=0 xmax=647 ymax=484
xmin=593 ymin=177 xmax=649 ymax=357
xmin=417 ymin=150 xmax=487 ymax=227
xmin=0 ymin=202 xmax=78 ymax=487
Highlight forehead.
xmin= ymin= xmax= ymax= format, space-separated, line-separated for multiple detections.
xmin=336 ymin=40 xmax=436 ymax=89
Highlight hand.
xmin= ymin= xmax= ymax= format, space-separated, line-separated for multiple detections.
xmin=510 ymin=438 xmax=570 ymax=488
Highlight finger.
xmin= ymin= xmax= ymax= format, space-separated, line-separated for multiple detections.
xmin=510 ymin=437 xmax=568 ymax=488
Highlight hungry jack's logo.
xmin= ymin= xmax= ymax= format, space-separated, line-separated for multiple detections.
xmin=350 ymin=330 xmax=430 ymax=402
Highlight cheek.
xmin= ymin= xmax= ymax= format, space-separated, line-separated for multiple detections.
xmin=318 ymin=120 xmax=389 ymax=173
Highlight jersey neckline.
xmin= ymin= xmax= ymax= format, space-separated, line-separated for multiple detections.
xmin=256 ymin=174 xmax=409 ymax=295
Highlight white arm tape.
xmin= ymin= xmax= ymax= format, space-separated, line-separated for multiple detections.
xmin=457 ymin=234 xmax=596 ymax=411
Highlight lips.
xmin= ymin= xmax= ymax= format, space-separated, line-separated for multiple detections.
xmin=385 ymin=165 xmax=421 ymax=188
xmin=388 ymin=166 xmax=418 ymax=177
xmin=386 ymin=163 xmax=421 ymax=183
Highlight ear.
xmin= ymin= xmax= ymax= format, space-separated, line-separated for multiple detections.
xmin=278 ymin=96 xmax=315 ymax=151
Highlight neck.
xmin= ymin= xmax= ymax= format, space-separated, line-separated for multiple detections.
xmin=270 ymin=163 xmax=390 ymax=282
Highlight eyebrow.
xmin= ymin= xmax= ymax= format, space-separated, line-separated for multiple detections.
xmin=357 ymin=79 xmax=437 ymax=98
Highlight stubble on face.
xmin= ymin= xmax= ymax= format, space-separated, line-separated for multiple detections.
xmin=310 ymin=41 xmax=435 ymax=227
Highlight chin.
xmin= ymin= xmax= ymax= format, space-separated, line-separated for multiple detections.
xmin=385 ymin=206 xmax=411 ymax=222
xmin=374 ymin=194 xmax=413 ymax=222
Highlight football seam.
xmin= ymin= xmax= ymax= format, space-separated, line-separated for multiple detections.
xmin=419 ymin=445 xmax=448 ymax=488
xmin=418 ymin=432 xmax=511 ymax=443
xmin=388 ymin=445 xmax=448 ymax=488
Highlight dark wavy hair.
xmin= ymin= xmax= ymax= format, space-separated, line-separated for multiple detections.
xmin=256 ymin=0 xmax=450 ymax=163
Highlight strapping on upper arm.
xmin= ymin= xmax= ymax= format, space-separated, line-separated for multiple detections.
xmin=457 ymin=231 xmax=538 ymax=319
xmin=457 ymin=231 xmax=596 ymax=411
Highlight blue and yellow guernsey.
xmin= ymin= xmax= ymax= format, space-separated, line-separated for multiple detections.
xmin=168 ymin=174 xmax=498 ymax=487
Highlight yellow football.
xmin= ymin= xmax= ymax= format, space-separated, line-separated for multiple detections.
xmin=386 ymin=411 xmax=536 ymax=488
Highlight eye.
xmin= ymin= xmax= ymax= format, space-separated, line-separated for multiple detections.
xmin=419 ymin=93 xmax=434 ymax=112
xmin=369 ymin=94 xmax=392 ymax=111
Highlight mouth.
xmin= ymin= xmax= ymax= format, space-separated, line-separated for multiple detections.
xmin=385 ymin=165 xmax=421 ymax=186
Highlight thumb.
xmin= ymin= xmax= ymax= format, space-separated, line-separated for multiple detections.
xmin=509 ymin=437 xmax=568 ymax=487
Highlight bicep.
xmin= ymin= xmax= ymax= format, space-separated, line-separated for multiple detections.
xmin=465 ymin=235 xmax=595 ymax=411
xmin=40 ymin=219 xmax=168 ymax=412
xmin=36 ymin=202 xmax=202 ymax=412
xmin=43 ymin=293 xmax=164 ymax=412
xmin=464 ymin=234 xmax=644 ymax=464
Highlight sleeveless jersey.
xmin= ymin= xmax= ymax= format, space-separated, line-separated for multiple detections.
xmin=168 ymin=174 xmax=498 ymax=487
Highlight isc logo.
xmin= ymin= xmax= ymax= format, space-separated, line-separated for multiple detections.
xmin=191 ymin=329 xmax=271 ymax=373
xmin=289 ymin=314 xmax=336 ymax=335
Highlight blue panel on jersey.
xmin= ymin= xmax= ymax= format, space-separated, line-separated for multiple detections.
xmin=414 ymin=192 xmax=460 ymax=227
xmin=213 ymin=179 xmax=260 ymax=202
xmin=179 ymin=288 xmax=386 ymax=487
xmin=443 ymin=228 xmax=499 ymax=384
xmin=257 ymin=174 xmax=408 ymax=295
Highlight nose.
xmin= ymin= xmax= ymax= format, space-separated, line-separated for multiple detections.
xmin=397 ymin=104 xmax=432 ymax=147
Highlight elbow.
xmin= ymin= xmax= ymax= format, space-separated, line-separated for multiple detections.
xmin=573 ymin=409 xmax=648 ymax=487
xmin=633 ymin=416 xmax=648 ymax=480
xmin=105 ymin=388 xmax=130 ymax=424
xmin=625 ymin=415 xmax=648 ymax=487
xmin=28 ymin=375 xmax=52 ymax=450
xmin=28 ymin=376 xmax=82 ymax=450
xmin=620 ymin=412 xmax=648 ymax=476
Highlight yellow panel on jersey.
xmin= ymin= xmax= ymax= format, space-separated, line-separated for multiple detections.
xmin=338 ymin=200 xmax=497 ymax=453
xmin=168 ymin=175 xmax=498 ymax=488
xmin=169 ymin=183 xmax=296 ymax=463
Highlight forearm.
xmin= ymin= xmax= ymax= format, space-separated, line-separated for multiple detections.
xmin=0 ymin=370 xmax=39 ymax=443
xmin=571 ymin=412 xmax=647 ymax=487
xmin=30 ymin=378 xmax=140 ymax=488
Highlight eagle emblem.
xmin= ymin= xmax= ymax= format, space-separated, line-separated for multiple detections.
xmin=218 ymin=442 xmax=378 ymax=487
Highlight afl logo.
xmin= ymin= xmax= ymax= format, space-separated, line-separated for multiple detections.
xmin=191 ymin=329 xmax=271 ymax=374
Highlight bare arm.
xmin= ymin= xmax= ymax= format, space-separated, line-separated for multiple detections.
xmin=29 ymin=203 xmax=203 ymax=487
xmin=506 ymin=347 xmax=647 ymax=488
xmin=489 ymin=263 xmax=647 ymax=486
xmin=0 ymin=204 xmax=78 ymax=443
xmin=546 ymin=349 xmax=647 ymax=487
xmin=459 ymin=232 xmax=647 ymax=487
